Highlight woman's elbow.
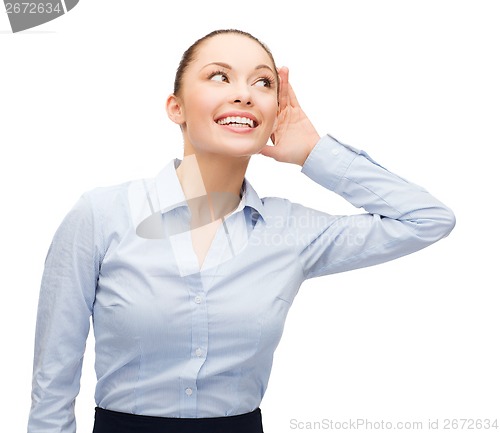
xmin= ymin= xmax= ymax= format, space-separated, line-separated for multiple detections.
xmin=437 ymin=205 xmax=456 ymax=238
xmin=417 ymin=204 xmax=456 ymax=243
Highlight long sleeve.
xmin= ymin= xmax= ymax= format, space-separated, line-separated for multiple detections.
xmin=297 ymin=134 xmax=456 ymax=279
xmin=28 ymin=193 xmax=102 ymax=432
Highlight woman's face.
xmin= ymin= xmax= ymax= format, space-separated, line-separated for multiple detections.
xmin=169 ymin=33 xmax=279 ymax=158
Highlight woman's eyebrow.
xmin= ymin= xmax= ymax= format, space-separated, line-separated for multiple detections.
xmin=255 ymin=64 xmax=275 ymax=73
xmin=201 ymin=62 xmax=231 ymax=71
xmin=201 ymin=62 xmax=274 ymax=73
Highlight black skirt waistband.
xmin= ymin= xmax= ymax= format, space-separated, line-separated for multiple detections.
xmin=93 ymin=406 xmax=264 ymax=433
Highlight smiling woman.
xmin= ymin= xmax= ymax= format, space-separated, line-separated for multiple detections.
xmin=167 ymin=30 xmax=282 ymax=164
xmin=27 ymin=29 xmax=455 ymax=433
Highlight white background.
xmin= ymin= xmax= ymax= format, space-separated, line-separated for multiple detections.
xmin=1 ymin=1 xmax=499 ymax=431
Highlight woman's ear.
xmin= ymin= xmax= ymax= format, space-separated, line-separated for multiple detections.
xmin=166 ymin=94 xmax=185 ymax=125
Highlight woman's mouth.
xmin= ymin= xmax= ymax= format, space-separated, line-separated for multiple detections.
xmin=215 ymin=115 xmax=258 ymax=128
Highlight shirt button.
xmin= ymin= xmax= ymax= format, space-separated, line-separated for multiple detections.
xmin=195 ymin=348 xmax=203 ymax=357
xmin=185 ymin=388 xmax=193 ymax=396
xmin=194 ymin=296 xmax=202 ymax=304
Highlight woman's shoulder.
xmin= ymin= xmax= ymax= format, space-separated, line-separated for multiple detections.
xmin=81 ymin=179 xmax=134 ymax=209
xmin=246 ymin=178 xmax=333 ymax=226
xmin=78 ymin=175 xmax=152 ymax=226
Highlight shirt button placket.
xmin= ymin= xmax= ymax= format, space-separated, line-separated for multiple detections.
xmin=179 ymin=278 xmax=209 ymax=418
xmin=192 ymin=293 xmax=207 ymax=363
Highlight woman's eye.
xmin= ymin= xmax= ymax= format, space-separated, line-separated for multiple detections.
xmin=210 ymin=73 xmax=228 ymax=83
xmin=255 ymin=78 xmax=272 ymax=88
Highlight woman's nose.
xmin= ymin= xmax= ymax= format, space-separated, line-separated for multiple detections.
xmin=233 ymin=98 xmax=252 ymax=106
xmin=231 ymin=83 xmax=253 ymax=106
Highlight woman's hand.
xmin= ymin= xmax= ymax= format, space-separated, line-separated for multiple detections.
xmin=259 ymin=66 xmax=321 ymax=166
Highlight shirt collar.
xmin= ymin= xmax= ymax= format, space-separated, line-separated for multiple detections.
xmin=154 ymin=159 xmax=267 ymax=222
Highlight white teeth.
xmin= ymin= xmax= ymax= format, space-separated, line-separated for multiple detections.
xmin=217 ymin=116 xmax=255 ymax=128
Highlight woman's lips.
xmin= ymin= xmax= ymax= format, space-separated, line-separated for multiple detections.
xmin=216 ymin=116 xmax=256 ymax=128
xmin=216 ymin=122 xmax=256 ymax=134
xmin=214 ymin=111 xmax=259 ymax=127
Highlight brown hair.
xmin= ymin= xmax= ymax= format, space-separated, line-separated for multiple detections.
xmin=173 ymin=29 xmax=278 ymax=96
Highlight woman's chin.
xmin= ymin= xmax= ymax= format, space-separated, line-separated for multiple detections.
xmin=205 ymin=141 xmax=266 ymax=159
xmin=223 ymin=143 xmax=265 ymax=158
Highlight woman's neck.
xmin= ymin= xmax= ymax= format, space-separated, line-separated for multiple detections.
xmin=175 ymin=151 xmax=249 ymax=221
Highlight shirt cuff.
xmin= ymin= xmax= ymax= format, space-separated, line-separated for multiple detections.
xmin=300 ymin=134 xmax=360 ymax=192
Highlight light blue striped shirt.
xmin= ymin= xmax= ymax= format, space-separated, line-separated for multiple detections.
xmin=28 ymin=135 xmax=455 ymax=431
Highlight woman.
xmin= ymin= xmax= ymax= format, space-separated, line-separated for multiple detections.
xmin=27 ymin=29 xmax=455 ymax=433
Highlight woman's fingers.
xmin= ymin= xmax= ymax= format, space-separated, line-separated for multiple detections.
xmin=278 ymin=66 xmax=289 ymax=110
xmin=287 ymin=80 xmax=300 ymax=109
xmin=277 ymin=67 xmax=300 ymax=110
